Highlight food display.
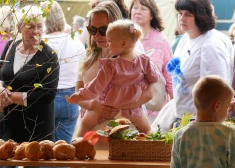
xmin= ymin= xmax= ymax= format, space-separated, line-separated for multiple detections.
xmin=0 ymin=138 xmax=96 ymax=161
xmin=82 ymin=117 xmax=195 ymax=161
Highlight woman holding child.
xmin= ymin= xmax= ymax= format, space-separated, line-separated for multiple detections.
xmin=168 ymin=0 xmax=234 ymax=126
xmin=74 ymin=1 xmax=155 ymax=147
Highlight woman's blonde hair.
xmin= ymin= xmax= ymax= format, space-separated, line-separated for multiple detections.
xmin=80 ymin=1 xmax=122 ymax=74
xmin=107 ymin=19 xmax=142 ymax=45
xmin=41 ymin=1 xmax=65 ymax=33
xmin=0 ymin=6 xmax=17 ymax=33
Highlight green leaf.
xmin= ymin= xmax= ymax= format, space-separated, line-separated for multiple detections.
xmin=33 ymin=45 xmax=43 ymax=51
xmin=42 ymin=13 xmax=48 ymax=18
xmin=34 ymin=83 xmax=42 ymax=88
xmin=96 ymin=130 xmax=109 ymax=137
xmin=33 ymin=0 xmax=38 ymax=3
xmin=47 ymin=67 xmax=52 ymax=73
xmin=36 ymin=64 xmax=42 ymax=67
xmin=2 ymin=36 xmax=8 ymax=41
xmin=71 ymin=31 xmax=75 ymax=40
xmin=33 ymin=17 xmax=37 ymax=23
xmin=106 ymin=120 xmax=119 ymax=128
xmin=110 ymin=132 xmax=123 ymax=139
xmin=122 ymin=130 xmax=139 ymax=140
xmin=34 ymin=36 xmax=40 ymax=40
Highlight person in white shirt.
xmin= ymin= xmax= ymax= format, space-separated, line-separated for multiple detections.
xmin=169 ymin=0 xmax=234 ymax=126
xmin=41 ymin=1 xmax=85 ymax=143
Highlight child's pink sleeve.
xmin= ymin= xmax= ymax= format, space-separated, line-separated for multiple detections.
xmin=79 ymin=59 xmax=115 ymax=100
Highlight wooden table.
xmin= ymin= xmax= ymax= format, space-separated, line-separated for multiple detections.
xmin=0 ymin=150 xmax=170 ymax=168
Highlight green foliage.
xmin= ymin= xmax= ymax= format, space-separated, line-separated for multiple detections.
xmin=47 ymin=67 xmax=52 ymax=73
xmin=122 ymin=130 xmax=139 ymax=140
xmin=34 ymin=83 xmax=42 ymax=88
xmin=146 ymin=125 xmax=163 ymax=140
xmin=110 ymin=130 xmax=139 ymax=140
xmin=96 ymin=130 xmax=109 ymax=137
xmin=164 ymin=113 xmax=193 ymax=144
xmin=71 ymin=31 xmax=75 ymax=40
xmin=33 ymin=45 xmax=43 ymax=51
xmin=106 ymin=120 xmax=119 ymax=128
xmin=2 ymin=36 xmax=8 ymax=41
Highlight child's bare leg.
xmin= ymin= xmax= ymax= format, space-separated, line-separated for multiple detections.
xmin=129 ymin=115 xmax=151 ymax=134
xmin=77 ymin=110 xmax=99 ymax=137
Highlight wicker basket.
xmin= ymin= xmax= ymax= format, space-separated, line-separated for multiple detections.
xmin=108 ymin=139 xmax=172 ymax=161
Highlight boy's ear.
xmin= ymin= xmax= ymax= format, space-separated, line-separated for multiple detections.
xmin=213 ymin=101 xmax=221 ymax=112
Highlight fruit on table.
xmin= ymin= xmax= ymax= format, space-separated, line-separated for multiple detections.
xmin=14 ymin=142 xmax=29 ymax=160
xmin=25 ymin=141 xmax=43 ymax=161
xmin=53 ymin=143 xmax=76 ymax=160
xmin=71 ymin=137 xmax=96 ymax=160
xmin=40 ymin=141 xmax=54 ymax=160
xmin=0 ymin=141 xmax=14 ymax=160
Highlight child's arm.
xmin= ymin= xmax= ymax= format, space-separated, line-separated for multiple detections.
xmin=115 ymin=84 xmax=153 ymax=109
xmin=76 ymin=60 xmax=114 ymax=101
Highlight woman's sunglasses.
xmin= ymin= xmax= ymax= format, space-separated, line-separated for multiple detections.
xmin=86 ymin=25 xmax=107 ymax=36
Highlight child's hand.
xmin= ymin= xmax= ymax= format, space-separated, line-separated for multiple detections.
xmin=65 ymin=95 xmax=72 ymax=104
xmin=65 ymin=93 xmax=82 ymax=104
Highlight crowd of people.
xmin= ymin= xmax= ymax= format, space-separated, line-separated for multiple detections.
xmin=0 ymin=0 xmax=235 ymax=167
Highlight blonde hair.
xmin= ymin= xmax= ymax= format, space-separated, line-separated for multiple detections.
xmin=17 ymin=5 xmax=43 ymax=30
xmin=107 ymin=19 xmax=142 ymax=45
xmin=229 ymin=23 xmax=235 ymax=38
xmin=80 ymin=1 xmax=122 ymax=74
xmin=192 ymin=75 xmax=234 ymax=110
xmin=0 ymin=6 xmax=17 ymax=33
xmin=41 ymin=1 xmax=65 ymax=33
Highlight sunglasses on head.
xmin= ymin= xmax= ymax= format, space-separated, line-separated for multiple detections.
xmin=86 ymin=25 xmax=107 ymax=36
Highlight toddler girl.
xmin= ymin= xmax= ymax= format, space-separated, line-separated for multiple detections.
xmin=66 ymin=20 xmax=159 ymax=134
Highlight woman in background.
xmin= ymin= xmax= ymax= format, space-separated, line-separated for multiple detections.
xmin=130 ymin=0 xmax=173 ymax=123
xmin=0 ymin=6 xmax=18 ymax=57
xmin=172 ymin=0 xmax=233 ymax=126
xmin=41 ymin=1 xmax=85 ymax=143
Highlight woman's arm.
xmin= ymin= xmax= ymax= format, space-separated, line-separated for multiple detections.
xmin=117 ymin=84 xmax=153 ymax=109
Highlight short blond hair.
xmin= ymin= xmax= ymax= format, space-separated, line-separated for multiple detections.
xmin=0 ymin=6 xmax=17 ymax=33
xmin=192 ymin=75 xmax=234 ymax=110
xmin=107 ymin=19 xmax=142 ymax=44
xmin=41 ymin=1 xmax=65 ymax=33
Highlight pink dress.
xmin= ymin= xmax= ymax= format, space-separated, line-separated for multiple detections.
xmin=79 ymin=54 xmax=159 ymax=118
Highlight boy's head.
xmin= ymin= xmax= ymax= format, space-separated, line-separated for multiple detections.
xmin=192 ymin=75 xmax=234 ymax=122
